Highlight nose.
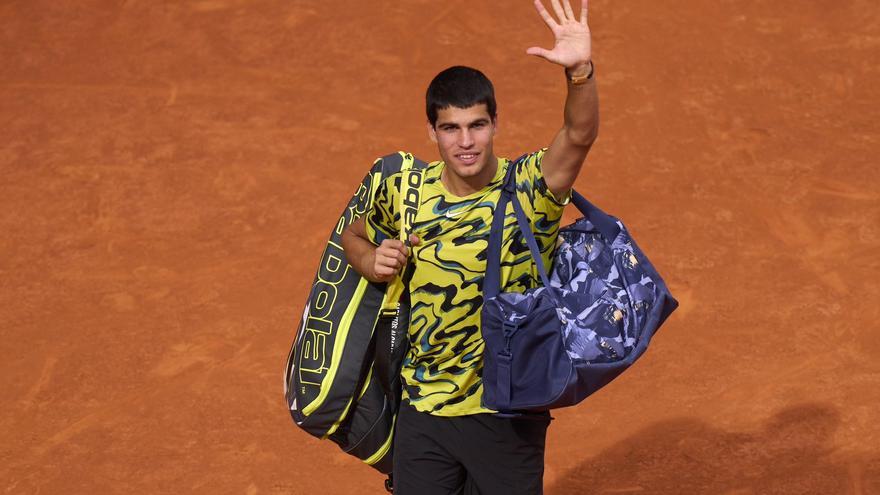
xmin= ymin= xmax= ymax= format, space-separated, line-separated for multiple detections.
xmin=459 ymin=128 xmax=474 ymax=148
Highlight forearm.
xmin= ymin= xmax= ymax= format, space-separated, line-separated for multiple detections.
xmin=541 ymin=62 xmax=599 ymax=195
xmin=525 ymin=0 xmax=597 ymax=195
xmin=562 ymin=61 xmax=599 ymax=147
xmin=341 ymin=223 xmax=379 ymax=282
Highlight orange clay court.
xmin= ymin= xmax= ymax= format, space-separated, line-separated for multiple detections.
xmin=1 ymin=1 xmax=878 ymax=493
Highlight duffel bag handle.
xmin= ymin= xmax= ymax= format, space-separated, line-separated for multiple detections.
xmin=570 ymin=190 xmax=621 ymax=242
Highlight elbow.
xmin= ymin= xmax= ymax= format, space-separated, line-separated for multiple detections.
xmin=340 ymin=225 xmax=356 ymax=255
xmin=566 ymin=126 xmax=599 ymax=148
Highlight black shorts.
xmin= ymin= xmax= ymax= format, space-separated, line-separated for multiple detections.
xmin=392 ymin=402 xmax=551 ymax=495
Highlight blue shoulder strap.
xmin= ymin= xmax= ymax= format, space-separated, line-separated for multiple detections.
xmin=484 ymin=155 xmax=621 ymax=299
xmin=484 ymin=155 xmax=523 ymax=299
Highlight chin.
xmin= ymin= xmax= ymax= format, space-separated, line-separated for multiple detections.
xmin=452 ymin=155 xmax=491 ymax=176
xmin=454 ymin=164 xmax=483 ymax=177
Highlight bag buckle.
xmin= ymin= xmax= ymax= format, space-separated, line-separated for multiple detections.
xmin=501 ymin=321 xmax=519 ymax=356
xmin=502 ymin=321 xmax=519 ymax=338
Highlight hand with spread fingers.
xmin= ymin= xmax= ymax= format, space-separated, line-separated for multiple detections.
xmin=527 ymin=0 xmax=592 ymax=69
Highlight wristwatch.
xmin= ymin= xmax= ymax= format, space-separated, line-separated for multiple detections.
xmin=567 ymin=61 xmax=594 ymax=85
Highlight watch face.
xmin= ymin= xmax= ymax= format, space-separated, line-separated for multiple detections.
xmin=568 ymin=62 xmax=593 ymax=84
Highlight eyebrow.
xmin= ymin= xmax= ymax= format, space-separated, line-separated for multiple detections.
xmin=438 ymin=118 xmax=490 ymax=129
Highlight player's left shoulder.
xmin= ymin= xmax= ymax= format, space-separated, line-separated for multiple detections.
xmin=510 ymin=148 xmax=551 ymax=183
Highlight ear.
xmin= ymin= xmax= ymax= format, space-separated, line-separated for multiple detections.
xmin=427 ymin=122 xmax=438 ymax=143
xmin=492 ymin=115 xmax=499 ymax=136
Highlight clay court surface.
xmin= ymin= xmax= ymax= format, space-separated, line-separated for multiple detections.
xmin=2 ymin=0 xmax=879 ymax=493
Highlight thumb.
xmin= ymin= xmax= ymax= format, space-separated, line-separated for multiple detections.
xmin=409 ymin=234 xmax=422 ymax=246
xmin=526 ymin=46 xmax=552 ymax=59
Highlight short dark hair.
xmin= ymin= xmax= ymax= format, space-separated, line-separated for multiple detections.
xmin=426 ymin=66 xmax=497 ymax=127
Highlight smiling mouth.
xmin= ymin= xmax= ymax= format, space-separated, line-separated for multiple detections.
xmin=456 ymin=152 xmax=480 ymax=164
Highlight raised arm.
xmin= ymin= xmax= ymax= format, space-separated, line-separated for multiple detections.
xmin=527 ymin=0 xmax=598 ymax=198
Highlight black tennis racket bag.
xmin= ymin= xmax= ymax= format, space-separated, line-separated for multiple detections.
xmin=284 ymin=152 xmax=425 ymax=474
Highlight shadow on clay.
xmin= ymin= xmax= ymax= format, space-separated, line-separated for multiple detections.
xmin=548 ymin=402 xmax=879 ymax=495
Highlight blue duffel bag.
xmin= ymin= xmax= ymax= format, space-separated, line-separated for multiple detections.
xmin=481 ymin=159 xmax=678 ymax=413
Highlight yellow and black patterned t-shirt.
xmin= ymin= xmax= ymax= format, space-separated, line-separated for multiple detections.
xmin=364 ymin=149 xmax=570 ymax=416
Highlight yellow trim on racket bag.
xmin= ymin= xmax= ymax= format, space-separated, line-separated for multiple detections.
xmin=364 ymin=414 xmax=397 ymax=466
xmin=301 ymin=261 xmax=369 ymax=416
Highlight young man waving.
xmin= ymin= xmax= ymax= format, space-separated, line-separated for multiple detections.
xmin=341 ymin=0 xmax=598 ymax=492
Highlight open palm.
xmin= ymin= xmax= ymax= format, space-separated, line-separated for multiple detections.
xmin=527 ymin=0 xmax=592 ymax=69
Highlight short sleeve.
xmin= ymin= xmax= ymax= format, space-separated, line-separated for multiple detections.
xmin=363 ymin=173 xmax=401 ymax=246
xmin=515 ymin=148 xmax=571 ymax=215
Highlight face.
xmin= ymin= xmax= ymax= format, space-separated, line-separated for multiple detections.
xmin=428 ymin=104 xmax=497 ymax=182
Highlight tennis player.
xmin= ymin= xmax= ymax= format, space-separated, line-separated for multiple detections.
xmin=342 ymin=1 xmax=598 ymax=492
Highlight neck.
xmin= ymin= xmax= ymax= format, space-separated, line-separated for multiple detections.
xmin=441 ymin=155 xmax=498 ymax=197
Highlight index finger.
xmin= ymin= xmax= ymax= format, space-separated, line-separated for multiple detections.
xmin=381 ymin=238 xmax=404 ymax=252
xmin=533 ymin=0 xmax=559 ymax=30
xmin=393 ymin=239 xmax=410 ymax=257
